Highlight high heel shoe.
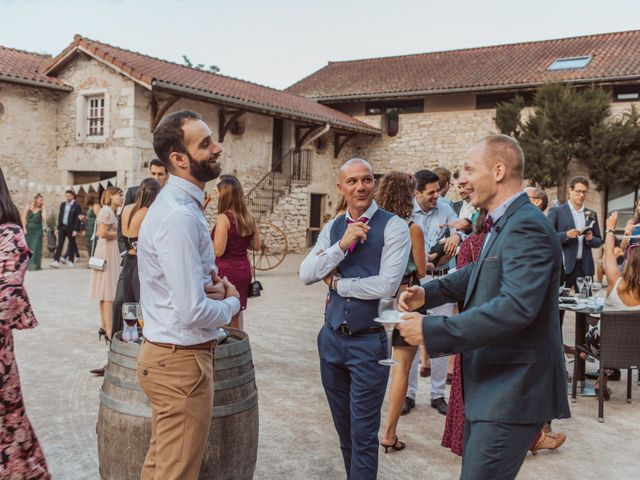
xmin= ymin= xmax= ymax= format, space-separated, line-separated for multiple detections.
xmin=380 ymin=436 xmax=406 ymax=453
xmin=98 ymin=328 xmax=111 ymax=345
xmin=530 ymin=431 xmax=566 ymax=455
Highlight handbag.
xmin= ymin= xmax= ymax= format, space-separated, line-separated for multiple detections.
xmin=247 ymin=248 xmax=263 ymax=297
xmin=88 ymin=221 xmax=106 ymax=271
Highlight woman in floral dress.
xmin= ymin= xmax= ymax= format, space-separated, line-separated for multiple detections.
xmin=0 ymin=168 xmax=51 ymax=479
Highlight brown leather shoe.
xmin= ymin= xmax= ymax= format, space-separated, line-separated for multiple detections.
xmin=530 ymin=431 xmax=567 ymax=455
xmin=90 ymin=367 xmax=105 ymax=376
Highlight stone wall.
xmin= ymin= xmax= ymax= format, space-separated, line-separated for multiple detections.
xmin=0 ymin=81 xmax=60 ymax=213
xmin=55 ymin=53 xmax=143 ymax=189
xmin=262 ymin=184 xmax=309 ymax=252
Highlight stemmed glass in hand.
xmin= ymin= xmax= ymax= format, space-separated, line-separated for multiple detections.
xmin=122 ymin=303 xmax=142 ymax=343
xmin=584 ymin=276 xmax=593 ymax=297
xmin=375 ymin=297 xmax=401 ymax=366
xmin=576 ymin=277 xmax=586 ymax=298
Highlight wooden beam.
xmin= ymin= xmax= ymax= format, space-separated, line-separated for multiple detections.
xmin=334 ymin=132 xmax=356 ymax=158
xmin=294 ymin=124 xmax=325 ymax=152
xmin=218 ymin=109 xmax=245 ymax=142
xmin=150 ymin=94 xmax=179 ymax=132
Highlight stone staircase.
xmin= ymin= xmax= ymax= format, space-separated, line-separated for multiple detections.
xmin=246 ymin=148 xmax=312 ymax=221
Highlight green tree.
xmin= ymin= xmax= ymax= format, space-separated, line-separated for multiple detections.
xmin=495 ymin=83 xmax=611 ymax=201
xmin=585 ymin=105 xmax=640 ymax=190
xmin=182 ymin=55 xmax=220 ymax=73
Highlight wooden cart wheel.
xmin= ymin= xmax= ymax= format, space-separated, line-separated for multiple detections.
xmin=254 ymin=222 xmax=288 ymax=271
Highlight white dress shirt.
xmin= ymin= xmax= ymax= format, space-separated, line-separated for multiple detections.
xmin=299 ymin=200 xmax=410 ymax=300
xmin=412 ymin=198 xmax=459 ymax=256
xmin=568 ymin=201 xmax=586 ymax=260
xmin=62 ymin=200 xmax=74 ymax=226
xmin=459 ymin=200 xmax=476 ymax=221
xmin=138 ymin=175 xmax=240 ymax=345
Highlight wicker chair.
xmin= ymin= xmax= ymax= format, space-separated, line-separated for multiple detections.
xmin=572 ymin=311 xmax=640 ymax=422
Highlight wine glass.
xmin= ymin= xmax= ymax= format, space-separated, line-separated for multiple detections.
xmin=584 ymin=276 xmax=593 ymax=297
xmin=590 ymin=283 xmax=602 ymax=306
xmin=575 ymin=277 xmax=585 ymax=298
xmin=375 ymin=297 xmax=400 ymax=366
xmin=122 ymin=303 xmax=142 ymax=343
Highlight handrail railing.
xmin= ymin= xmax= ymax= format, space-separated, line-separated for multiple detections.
xmin=246 ymin=148 xmax=312 ymax=221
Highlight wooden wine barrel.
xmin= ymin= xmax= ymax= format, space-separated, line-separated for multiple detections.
xmin=97 ymin=329 xmax=258 ymax=480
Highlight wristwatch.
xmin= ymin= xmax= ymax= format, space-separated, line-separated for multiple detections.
xmin=606 ymin=229 xmax=616 ymax=235
xmin=331 ymin=274 xmax=342 ymax=291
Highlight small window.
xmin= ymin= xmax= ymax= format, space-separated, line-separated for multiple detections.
xmin=547 ymin=56 xmax=592 ymax=71
xmin=87 ymin=95 xmax=105 ymax=137
xmin=613 ymin=85 xmax=640 ymax=102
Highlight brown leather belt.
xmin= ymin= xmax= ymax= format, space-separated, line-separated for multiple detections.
xmin=144 ymin=339 xmax=217 ymax=351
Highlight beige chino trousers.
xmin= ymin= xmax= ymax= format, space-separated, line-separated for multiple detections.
xmin=137 ymin=341 xmax=214 ymax=480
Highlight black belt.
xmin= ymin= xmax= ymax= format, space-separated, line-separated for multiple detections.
xmin=427 ymin=269 xmax=449 ymax=277
xmin=332 ymin=323 xmax=384 ymax=336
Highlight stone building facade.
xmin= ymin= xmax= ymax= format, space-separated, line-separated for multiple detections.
xmin=2 ymin=30 xmax=640 ymax=253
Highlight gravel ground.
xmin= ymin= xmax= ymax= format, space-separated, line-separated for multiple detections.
xmin=14 ymin=254 xmax=640 ymax=479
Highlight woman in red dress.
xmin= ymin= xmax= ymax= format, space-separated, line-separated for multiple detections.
xmin=211 ymin=176 xmax=260 ymax=330
xmin=0 ymin=168 xmax=51 ymax=479
xmin=441 ymin=209 xmax=487 ymax=456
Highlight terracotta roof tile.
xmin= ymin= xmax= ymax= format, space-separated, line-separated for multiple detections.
xmin=46 ymin=36 xmax=378 ymax=134
xmin=287 ymin=30 xmax=640 ymax=100
xmin=0 ymin=46 xmax=69 ymax=89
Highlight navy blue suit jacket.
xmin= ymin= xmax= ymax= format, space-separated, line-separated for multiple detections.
xmin=547 ymin=202 xmax=602 ymax=276
xmin=420 ymin=194 xmax=571 ymax=424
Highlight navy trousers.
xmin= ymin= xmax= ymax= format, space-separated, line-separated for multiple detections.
xmin=318 ymin=324 xmax=390 ymax=480
xmin=461 ymin=420 xmax=544 ymax=480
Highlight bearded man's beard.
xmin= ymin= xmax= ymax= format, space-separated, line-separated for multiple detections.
xmin=187 ymin=151 xmax=221 ymax=183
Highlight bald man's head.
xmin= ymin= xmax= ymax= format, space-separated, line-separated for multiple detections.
xmin=474 ymin=134 xmax=525 ymax=180
xmin=339 ymin=157 xmax=374 ymax=180
xmin=337 ymin=157 xmax=376 ymax=216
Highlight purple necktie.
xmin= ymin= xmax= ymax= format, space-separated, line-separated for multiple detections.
xmin=347 ymin=217 xmax=368 ymax=252
xmin=485 ymin=215 xmax=494 ymax=234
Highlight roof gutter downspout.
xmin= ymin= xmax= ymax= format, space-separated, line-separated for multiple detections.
xmin=302 ymin=123 xmax=331 ymax=149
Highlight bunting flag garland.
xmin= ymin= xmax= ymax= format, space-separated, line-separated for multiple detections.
xmin=3 ymin=173 xmax=118 ymax=194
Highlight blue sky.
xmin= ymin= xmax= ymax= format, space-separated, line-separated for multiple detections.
xmin=2 ymin=0 xmax=638 ymax=89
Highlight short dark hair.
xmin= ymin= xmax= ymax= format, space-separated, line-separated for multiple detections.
xmin=414 ymin=169 xmax=440 ymax=192
xmin=65 ymin=189 xmax=76 ymax=197
xmin=153 ymin=110 xmax=203 ymax=171
xmin=569 ymin=176 xmax=590 ymax=190
xmin=432 ymin=166 xmax=452 ymax=189
xmin=149 ymin=158 xmax=167 ymax=172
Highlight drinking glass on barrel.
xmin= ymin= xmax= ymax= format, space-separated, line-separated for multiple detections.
xmin=122 ymin=303 xmax=142 ymax=343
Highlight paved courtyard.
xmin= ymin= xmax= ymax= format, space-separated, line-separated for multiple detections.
xmin=15 ymin=254 xmax=640 ymax=479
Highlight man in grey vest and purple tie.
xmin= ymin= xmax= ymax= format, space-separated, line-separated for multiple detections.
xmin=300 ymin=158 xmax=410 ymax=479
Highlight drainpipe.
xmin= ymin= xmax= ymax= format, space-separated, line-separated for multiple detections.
xmin=301 ymin=122 xmax=330 ymax=149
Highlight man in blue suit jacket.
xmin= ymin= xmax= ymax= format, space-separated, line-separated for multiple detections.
xmin=547 ymin=176 xmax=603 ymax=292
xmin=398 ymin=135 xmax=570 ymax=480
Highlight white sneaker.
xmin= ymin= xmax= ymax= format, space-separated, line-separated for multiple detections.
xmin=60 ymin=258 xmax=67 ymax=264
xmin=68 ymin=262 xmax=75 ymax=268
xmin=50 ymin=261 xmax=60 ymax=269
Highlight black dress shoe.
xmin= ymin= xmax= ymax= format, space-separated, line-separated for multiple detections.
xmin=431 ymin=397 xmax=448 ymax=416
xmin=90 ymin=367 xmax=105 ymax=376
xmin=400 ymin=397 xmax=415 ymax=416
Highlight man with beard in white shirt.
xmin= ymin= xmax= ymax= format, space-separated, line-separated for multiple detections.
xmin=137 ymin=110 xmax=240 ymax=480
